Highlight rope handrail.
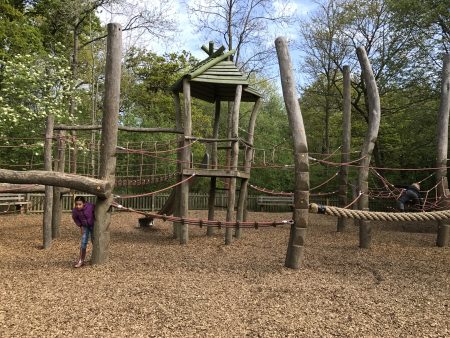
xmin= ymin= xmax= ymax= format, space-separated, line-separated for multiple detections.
xmin=115 ymin=174 xmax=195 ymax=199
xmin=116 ymin=140 xmax=197 ymax=155
xmin=310 ymin=157 xmax=450 ymax=171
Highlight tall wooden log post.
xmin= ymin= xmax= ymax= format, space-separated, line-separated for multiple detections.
xmin=356 ymin=47 xmax=381 ymax=249
xmin=52 ymin=130 xmax=66 ymax=238
xmin=207 ymin=98 xmax=221 ymax=236
xmin=236 ymin=98 xmax=262 ymax=237
xmin=91 ymin=23 xmax=121 ymax=264
xmin=275 ymin=37 xmax=310 ymax=269
xmin=337 ymin=65 xmax=352 ymax=232
xmin=436 ymin=53 xmax=450 ymax=247
xmin=225 ymin=85 xmax=242 ymax=245
xmin=173 ymin=92 xmax=182 ymax=239
xmin=179 ymin=78 xmax=192 ymax=244
xmin=42 ymin=115 xmax=54 ymax=249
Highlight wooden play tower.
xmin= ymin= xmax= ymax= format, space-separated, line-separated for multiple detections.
xmin=171 ymin=43 xmax=262 ymax=245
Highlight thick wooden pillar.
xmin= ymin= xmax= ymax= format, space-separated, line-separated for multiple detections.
xmin=180 ymin=78 xmax=192 ymax=244
xmin=236 ymin=98 xmax=262 ymax=238
xmin=436 ymin=54 xmax=450 ymax=247
xmin=91 ymin=23 xmax=121 ymax=264
xmin=207 ymin=98 xmax=221 ymax=236
xmin=276 ymin=37 xmax=310 ymax=269
xmin=51 ymin=130 xmax=66 ymax=239
xmin=337 ymin=65 xmax=352 ymax=232
xmin=173 ymin=92 xmax=182 ymax=239
xmin=225 ymin=85 xmax=242 ymax=245
xmin=42 ymin=114 xmax=54 ymax=249
xmin=356 ymin=47 xmax=381 ymax=249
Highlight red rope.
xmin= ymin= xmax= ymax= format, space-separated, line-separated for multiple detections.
xmin=112 ymin=202 xmax=293 ymax=228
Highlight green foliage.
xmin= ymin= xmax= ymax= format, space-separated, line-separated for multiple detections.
xmin=0 ymin=1 xmax=45 ymax=62
xmin=0 ymin=49 xmax=77 ymax=136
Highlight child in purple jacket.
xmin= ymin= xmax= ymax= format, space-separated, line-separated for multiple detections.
xmin=72 ymin=196 xmax=95 ymax=268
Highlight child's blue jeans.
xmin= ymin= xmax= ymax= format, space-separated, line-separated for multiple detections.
xmin=81 ymin=226 xmax=94 ymax=250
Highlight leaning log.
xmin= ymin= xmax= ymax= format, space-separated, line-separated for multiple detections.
xmin=275 ymin=37 xmax=310 ymax=270
xmin=0 ymin=169 xmax=110 ymax=198
xmin=356 ymin=47 xmax=381 ymax=249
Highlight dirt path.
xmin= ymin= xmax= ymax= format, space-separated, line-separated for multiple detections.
xmin=0 ymin=211 xmax=449 ymax=337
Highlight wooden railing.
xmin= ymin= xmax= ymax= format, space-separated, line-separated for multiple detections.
xmin=14 ymin=192 xmax=339 ymax=213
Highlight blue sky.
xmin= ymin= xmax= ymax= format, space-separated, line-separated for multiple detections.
xmin=98 ymin=0 xmax=318 ymax=87
xmin=99 ymin=0 xmax=317 ymax=56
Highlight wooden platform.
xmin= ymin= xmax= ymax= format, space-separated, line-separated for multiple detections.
xmin=182 ymin=168 xmax=250 ymax=179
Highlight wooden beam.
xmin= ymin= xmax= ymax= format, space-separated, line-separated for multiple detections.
xmin=436 ymin=53 xmax=450 ymax=247
xmin=43 ymin=115 xmax=54 ymax=249
xmin=0 ymin=183 xmax=69 ymax=193
xmin=0 ymin=169 xmax=110 ymax=197
xmin=91 ymin=23 xmax=122 ymax=265
xmin=225 ymin=84 xmax=242 ymax=245
xmin=52 ymin=130 xmax=66 ymax=239
xmin=276 ymin=37 xmax=310 ymax=270
xmin=180 ymin=78 xmax=192 ymax=244
xmin=337 ymin=65 xmax=352 ymax=232
xmin=54 ymin=124 xmax=182 ymax=134
xmin=207 ymin=98 xmax=221 ymax=236
xmin=236 ymin=98 xmax=262 ymax=237
xmin=182 ymin=168 xmax=249 ymax=179
xmin=173 ymin=91 xmax=182 ymax=239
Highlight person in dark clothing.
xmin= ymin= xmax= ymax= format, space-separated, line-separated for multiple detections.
xmin=72 ymin=196 xmax=95 ymax=268
xmin=397 ymin=183 xmax=421 ymax=212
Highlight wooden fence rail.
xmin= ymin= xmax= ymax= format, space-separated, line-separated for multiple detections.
xmin=2 ymin=193 xmax=340 ymax=214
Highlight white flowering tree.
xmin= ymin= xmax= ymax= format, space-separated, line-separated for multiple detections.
xmin=0 ymin=50 xmax=78 ymax=168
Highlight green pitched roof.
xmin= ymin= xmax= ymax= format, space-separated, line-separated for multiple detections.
xmin=172 ymin=48 xmax=261 ymax=103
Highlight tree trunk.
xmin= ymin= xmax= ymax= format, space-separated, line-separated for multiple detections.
xmin=236 ymin=98 xmax=262 ymax=237
xmin=91 ymin=23 xmax=122 ymax=265
xmin=52 ymin=130 xmax=66 ymax=239
xmin=356 ymin=47 xmax=381 ymax=249
xmin=43 ymin=115 xmax=54 ymax=249
xmin=179 ymin=78 xmax=192 ymax=244
xmin=275 ymin=37 xmax=310 ymax=270
xmin=225 ymin=85 xmax=242 ymax=245
xmin=207 ymin=98 xmax=221 ymax=236
xmin=436 ymin=53 xmax=450 ymax=247
xmin=337 ymin=65 xmax=352 ymax=232
xmin=172 ymin=92 xmax=183 ymax=238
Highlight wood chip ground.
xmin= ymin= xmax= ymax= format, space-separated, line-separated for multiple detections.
xmin=0 ymin=211 xmax=449 ymax=337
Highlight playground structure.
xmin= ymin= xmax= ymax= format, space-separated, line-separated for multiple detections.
xmin=0 ymin=24 xmax=449 ymax=269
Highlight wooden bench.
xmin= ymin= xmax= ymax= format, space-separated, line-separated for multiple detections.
xmin=256 ymin=195 xmax=293 ymax=211
xmin=0 ymin=194 xmax=31 ymax=213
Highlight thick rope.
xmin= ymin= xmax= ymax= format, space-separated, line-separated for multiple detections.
xmin=309 ymin=203 xmax=450 ymax=222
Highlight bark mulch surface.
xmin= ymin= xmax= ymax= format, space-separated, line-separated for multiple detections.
xmin=0 ymin=211 xmax=449 ymax=337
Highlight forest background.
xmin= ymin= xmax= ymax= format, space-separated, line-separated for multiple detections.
xmin=0 ymin=0 xmax=449 ymax=197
